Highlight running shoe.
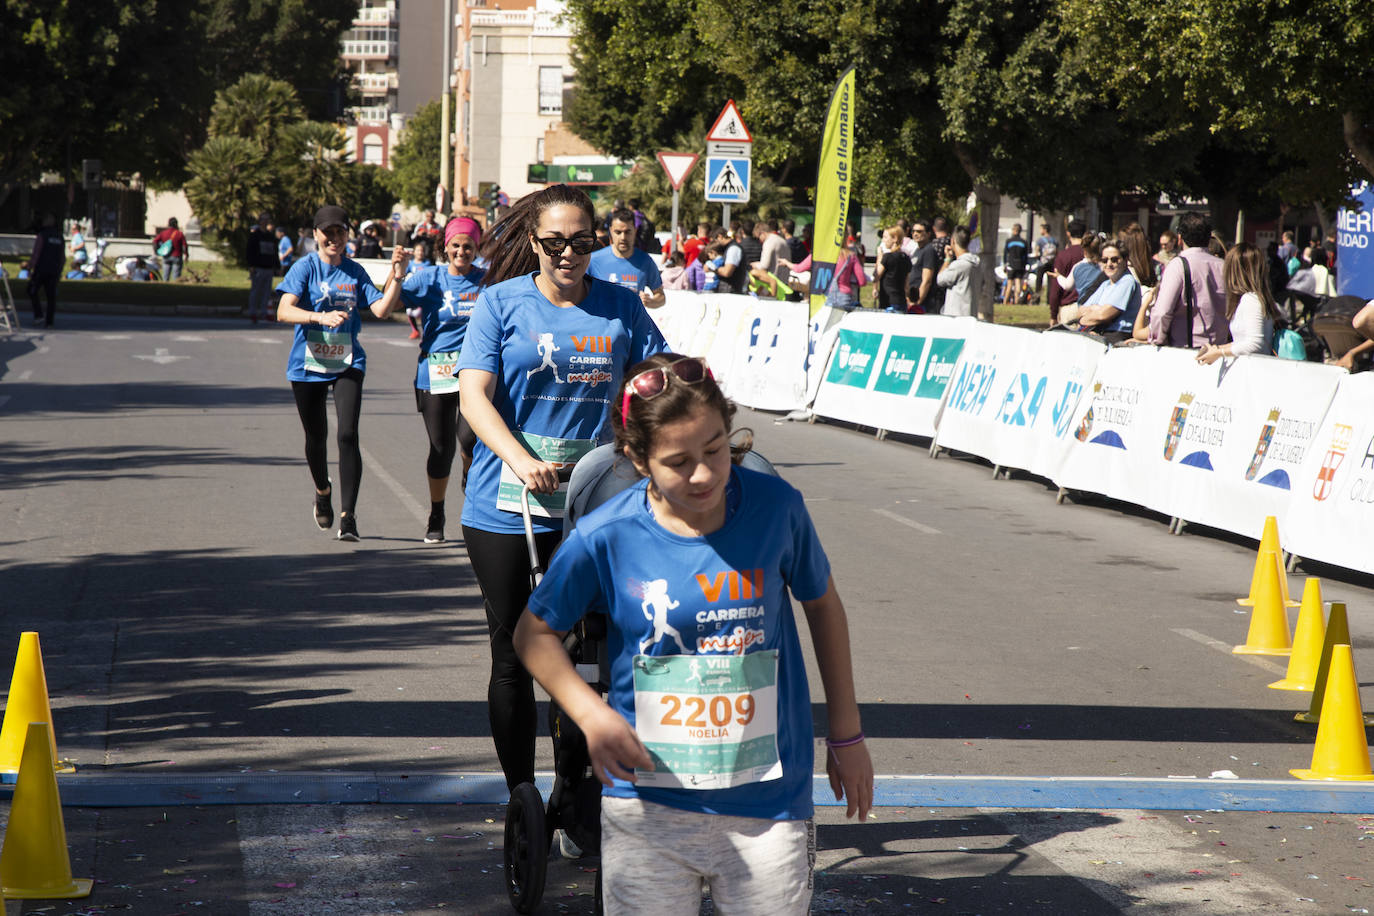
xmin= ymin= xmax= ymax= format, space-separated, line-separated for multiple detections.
xmin=313 ymin=489 xmax=333 ymax=530
xmin=555 ymin=828 xmax=583 ymax=860
xmin=408 ymin=327 xmax=421 ymax=340
xmin=424 ymin=510 xmax=445 ymax=544
xmin=337 ymin=514 xmax=359 ymax=541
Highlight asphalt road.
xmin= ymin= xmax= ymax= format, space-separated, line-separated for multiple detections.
xmin=2 ymin=312 xmax=1372 ymax=914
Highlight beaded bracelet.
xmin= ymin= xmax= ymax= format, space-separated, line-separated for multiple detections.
xmin=825 ymin=732 xmax=865 ymax=749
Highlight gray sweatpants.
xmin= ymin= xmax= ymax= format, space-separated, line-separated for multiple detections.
xmin=600 ymin=796 xmax=815 ymax=915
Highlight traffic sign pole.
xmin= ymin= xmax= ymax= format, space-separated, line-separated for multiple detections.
xmin=655 ymin=151 xmax=701 ymax=252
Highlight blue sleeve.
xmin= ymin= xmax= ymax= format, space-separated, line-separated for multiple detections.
xmin=781 ymin=486 xmax=831 ymax=602
xmin=456 ymin=290 xmax=503 ymax=373
xmin=356 ymin=265 xmax=383 ymax=306
xmin=276 ymin=258 xmax=310 ymax=297
xmin=527 ymin=529 xmax=603 ymax=631
xmin=401 ymin=270 xmax=427 ymax=305
xmin=644 ymin=256 xmax=662 ymax=291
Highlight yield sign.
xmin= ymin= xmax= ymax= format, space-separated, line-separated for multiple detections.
xmin=656 ymin=151 xmax=699 ymax=191
xmin=706 ymin=99 xmax=752 ymax=144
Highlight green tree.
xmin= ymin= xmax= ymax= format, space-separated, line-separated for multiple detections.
xmin=386 ymin=99 xmax=445 ymax=208
xmin=184 ymin=136 xmax=273 ymax=248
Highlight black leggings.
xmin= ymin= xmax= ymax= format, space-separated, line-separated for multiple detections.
xmin=291 ymin=369 xmax=364 ymax=515
xmin=415 ymin=389 xmax=476 ymax=481
xmin=462 ymin=524 xmax=562 ymax=791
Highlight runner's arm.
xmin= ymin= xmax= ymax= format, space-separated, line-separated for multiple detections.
xmin=514 ymin=610 xmax=652 ymax=785
xmin=372 ymin=247 xmax=412 ymax=319
xmin=277 ymin=293 xmax=346 ymax=329
xmin=456 ymin=367 xmax=560 ymax=493
xmin=800 ymin=577 xmax=873 ymax=821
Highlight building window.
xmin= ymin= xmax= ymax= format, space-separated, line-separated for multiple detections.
xmin=538 ymin=67 xmax=562 ymax=116
xmin=536 ymin=138 xmax=545 ymax=162
xmin=362 ymin=135 xmax=384 ymax=166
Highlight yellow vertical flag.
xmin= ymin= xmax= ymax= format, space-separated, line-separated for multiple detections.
xmin=808 ymin=66 xmax=857 ymax=317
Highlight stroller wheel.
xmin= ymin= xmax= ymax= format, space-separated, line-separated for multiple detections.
xmin=504 ymin=782 xmax=549 ymax=913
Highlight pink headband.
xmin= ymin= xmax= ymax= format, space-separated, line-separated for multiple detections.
xmin=445 ymin=217 xmax=482 ymax=247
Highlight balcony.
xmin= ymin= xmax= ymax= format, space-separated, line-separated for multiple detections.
xmin=342 ymin=39 xmax=398 ymax=59
xmin=354 ymin=72 xmax=398 ymax=92
xmin=351 ymin=105 xmax=391 ymax=123
xmin=354 ymin=5 xmax=396 ymax=25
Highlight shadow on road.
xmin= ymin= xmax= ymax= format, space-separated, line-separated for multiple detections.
xmin=0 ymin=380 xmax=295 ymax=414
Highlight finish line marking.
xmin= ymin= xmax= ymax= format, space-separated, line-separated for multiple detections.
xmin=1172 ymin=627 xmax=1289 ymax=676
xmin=872 ymin=508 xmax=941 ymax=535
xmin=10 ymin=773 xmax=1371 ymax=814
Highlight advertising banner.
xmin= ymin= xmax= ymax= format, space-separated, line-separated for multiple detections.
xmin=724 ymin=299 xmax=811 ymax=411
xmin=1336 ymin=181 xmax=1374 ymax=300
xmin=808 ymin=66 xmax=857 ymax=316
xmin=1281 ymin=372 xmax=1374 ymax=573
xmin=931 ymin=322 xmax=1039 ymax=462
xmin=811 ymin=312 xmax=974 ymax=437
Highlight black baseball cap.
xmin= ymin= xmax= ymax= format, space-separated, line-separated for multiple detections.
xmin=314 ymin=205 xmax=348 ymax=230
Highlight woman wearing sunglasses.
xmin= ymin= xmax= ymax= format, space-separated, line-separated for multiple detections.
xmin=1073 ymin=240 xmax=1141 ymax=342
xmin=457 ymin=184 xmax=668 ymax=793
xmin=515 ymin=352 xmax=872 ymax=914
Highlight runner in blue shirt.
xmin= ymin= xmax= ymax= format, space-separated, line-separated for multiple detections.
xmin=457 ymin=184 xmax=668 ymax=792
xmin=275 ymin=204 xmax=401 ymax=542
xmin=376 ymin=217 xmax=486 ymax=543
xmin=587 ymin=208 xmax=666 ymax=309
xmin=515 ymin=353 xmax=872 ymax=913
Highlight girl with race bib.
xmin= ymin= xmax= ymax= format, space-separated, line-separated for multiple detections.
xmin=378 ymin=218 xmax=485 ymax=543
xmin=276 ymin=204 xmax=400 ymax=542
xmin=514 ymin=353 xmax=873 ymax=914
xmin=457 ymin=184 xmax=667 ymax=791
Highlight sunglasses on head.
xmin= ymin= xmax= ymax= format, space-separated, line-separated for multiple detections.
xmin=533 ymin=234 xmax=597 ymax=256
xmin=620 ymin=357 xmax=712 ymax=423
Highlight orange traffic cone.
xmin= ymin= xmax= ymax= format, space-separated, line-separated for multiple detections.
xmin=1 ymin=632 xmax=73 ymax=776
xmin=1233 ymin=551 xmax=1292 ymax=656
xmin=1268 ymin=579 xmax=1326 ymax=691
xmin=0 ymin=722 xmax=93 ymax=898
xmin=1290 ymin=644 xmax=1374 ymax=781
xmin=1295 ymin=602 xmax=1374 ymax=726
xmin=1238 ymin=517 xmax=1298 ymax=608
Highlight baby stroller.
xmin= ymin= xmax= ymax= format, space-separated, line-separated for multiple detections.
xmin=502 ymin=443 xmax=778 ymax=914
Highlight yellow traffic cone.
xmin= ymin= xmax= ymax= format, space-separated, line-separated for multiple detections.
xmin=1233 ymin=551 xmax=1292 ymax=656
xmin=0 ymin=722 xmax=93 ymax=898
xmin=1295 ymin=603 xmax=1374 ymax=725
xmin=1268 ymin=579 xmax=1326 ymax=691
xmin=1290 ymin=644 xmax=1374 ymax=781
xmin=1 ymin=632 xmax=73 ymax=776
xmin=1238 ymin=518 xmax=1298 ymax=608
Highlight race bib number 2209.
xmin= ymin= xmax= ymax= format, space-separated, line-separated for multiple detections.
xmin=632 ymin=651 xmax=781 ymax=790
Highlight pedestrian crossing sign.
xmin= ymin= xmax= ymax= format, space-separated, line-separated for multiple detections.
xmin=704 ymin=156 xmax=751 ymax=203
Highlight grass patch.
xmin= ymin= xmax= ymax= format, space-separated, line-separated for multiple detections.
xmin=57 ymin=259 xmax=252 ymax=307
xmin=992 ymin=302 xmax=1052 ymax=327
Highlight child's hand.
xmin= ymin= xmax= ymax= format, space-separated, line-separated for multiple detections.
xmin=826 ymin=740 xmax=874 ymax=820
xmin=583 ymin=705 xmax=653 ymax=786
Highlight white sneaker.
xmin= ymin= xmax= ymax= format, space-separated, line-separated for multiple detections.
xmin=555 ymin=828 xmax=583 ymax=859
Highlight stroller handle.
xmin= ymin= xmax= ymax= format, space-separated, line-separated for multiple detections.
xmin=522 ymin=465 xmax=576 ymax=587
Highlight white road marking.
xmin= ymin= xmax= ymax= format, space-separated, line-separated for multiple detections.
xmin=132 ymin=347 xmax=189 ymax=365
xmin=987 ymin=808 xmax=1302 ymax=912
xmin=244 ymin=336 xmax=284 ymax=344
xmin=97 ymin=334 xmax=132 ymax=340
xmin=173 ymin=334 xmax=207 ymax=342
xmin=37 ymin=346 xmax=49 ymax=354
xmin=359 ymin=444 xmax=427 ymax=524
xmin=873 ymin=507 xmax=941 ymax=535
xmin=17 ymin=370 xmax=32 ymax=381
xmin=377 ymin=338 xmax=421 ymax=348
xmin=1171 ymin=627 xmax=1289 ymax=675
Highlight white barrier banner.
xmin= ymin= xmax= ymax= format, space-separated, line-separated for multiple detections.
xmin=1156 ymin=356 xmax=1342 ymax=538
xmin=811 ymin=313 xmax=975 ymax=437
xmin=1280 ymin=372 xmax=1374 ymax=573
xmin=653 ymin=291 xmax=709 ymax=352
xmin=1052 ymin=345 xmax=1187 ymax=513
xmin=804 ymin=307 xmax=845 ymax=406
xmin=725 ymin=299 xmax=811 ymax=411
xmin=935 ymin=328 xmax=1106 ymax=479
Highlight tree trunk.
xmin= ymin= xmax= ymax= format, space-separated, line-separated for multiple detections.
xmin=1343 ymin=111 xmax=1374 ymax=181
xmin=953 ymin=141 xmax=999 ymax=322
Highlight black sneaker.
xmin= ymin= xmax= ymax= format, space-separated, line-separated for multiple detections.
xmin=313 ymin=489 xmax=333 ymax=530
xmin=336 ymin=514 xmax=359 ymax=541
xmin=424 ymin=510 xmax=445 ymax=544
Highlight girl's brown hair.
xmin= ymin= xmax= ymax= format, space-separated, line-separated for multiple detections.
xmin=613 ymin=353 xmax=744 ymax=471
xmin=477 ymin=184 xmax=597 ymax=287
xmin=1119 ymin=222 xmax=1156 ymax=287
xmin=1223 ymin=241 xmax=1282 ymax=322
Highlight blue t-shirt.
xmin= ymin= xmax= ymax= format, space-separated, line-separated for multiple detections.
xmin=456 ymin=274 xmax=668 ymax=534
xmin=1083 ymin=272 xmax=1141 ymax=334
xmin=528 ymin=467 xmax=831 ymax=821
xmin=1070 ymin=260 xmax=1104 ymax=300
xmin=278 ymin=236 xmax=294 ymax=269
xmin=276 ymin=254 xmax=383 ymax=382
xmin=587 ymin=247 xmax=663 ymax=294
xmin=401 ymin=265 xmax=485 ymax=389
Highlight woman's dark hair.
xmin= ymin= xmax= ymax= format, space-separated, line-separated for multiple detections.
xmin=613 ymin=352 xmax=746 ymax=471
xmin=1310 ymin=246 xmax=1329 ymax=267
xmin=1119 ymin=222 xmax=1156 ymax=287
xmin=478 ymin=184 xmax=596 ymax=286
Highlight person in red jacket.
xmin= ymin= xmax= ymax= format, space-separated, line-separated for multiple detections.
xmin=152 ymin=217 xmax=189 ymax=281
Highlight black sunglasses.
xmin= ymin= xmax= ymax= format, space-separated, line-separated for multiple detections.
xmin=533 ymin=234 xmax=597 ymax=256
